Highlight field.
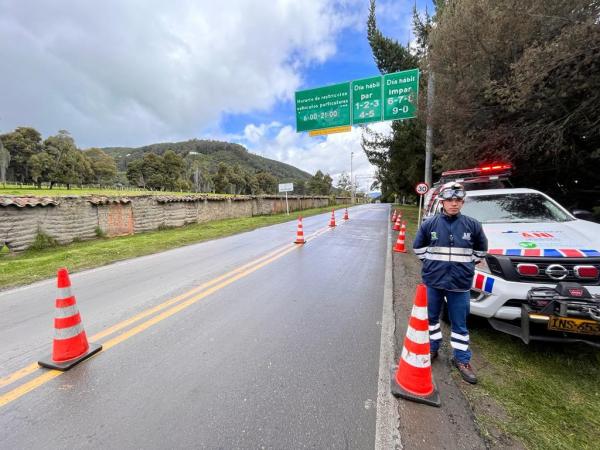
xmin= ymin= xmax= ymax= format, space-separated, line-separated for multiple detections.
xmin=0 ymin=184 xmax=229 ymax=197
xmin=394 ymin=205 xmax=600 ymax=449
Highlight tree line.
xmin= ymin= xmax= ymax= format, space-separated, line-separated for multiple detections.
xmin=364 ymin=0 xmax=599 ymax=209
xmin=0 ymin=126 xmax=342 ymax=196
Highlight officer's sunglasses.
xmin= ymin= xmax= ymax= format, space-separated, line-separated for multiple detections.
xmin=440 ymin=189 xmax=466 ymax=200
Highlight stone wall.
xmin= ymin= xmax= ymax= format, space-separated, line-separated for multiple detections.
xmin=0 ymin=194 xmax=345 ymax=252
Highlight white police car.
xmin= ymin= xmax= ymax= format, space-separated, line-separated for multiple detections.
xmin=429 ymin=187 xmax=600 ymax=347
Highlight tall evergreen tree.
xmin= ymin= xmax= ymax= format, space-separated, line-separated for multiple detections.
xmin=363 ymin=0 xmax=427 ymax=201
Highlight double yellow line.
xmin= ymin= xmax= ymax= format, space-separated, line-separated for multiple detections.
xmin=0 ymin=223 xmax=336 ymax=408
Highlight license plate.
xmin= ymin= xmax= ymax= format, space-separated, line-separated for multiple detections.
xmin=547 ymin=316 xmax=600 ymax=335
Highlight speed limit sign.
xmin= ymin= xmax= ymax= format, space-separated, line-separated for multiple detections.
xmin=415 ymin=182 xmax=429 ymax=196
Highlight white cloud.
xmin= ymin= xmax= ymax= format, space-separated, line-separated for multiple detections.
xmin=0 ymin=0 xmax=361 ymax=147
xmin=234 ymin=122 xmax=391 ymax=192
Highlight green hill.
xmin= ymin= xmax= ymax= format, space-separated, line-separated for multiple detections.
xmin=102 ymin=139 xmax=311 ymax=182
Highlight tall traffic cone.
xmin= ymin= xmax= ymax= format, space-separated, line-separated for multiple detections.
xmin=294 ymin=216 xmax=306 ymax=244
xmin=394 ymin=222 xmax=407 ymax=253
xmin=38 ymin=268 xmax=102 ymax=371
xmin=391 ymin=209 xmax=397 ymax=223
xmin=343 ymin=208 xmax=349 ymax=220
xmin=329 ymin=209 xmax=336 ymax=227
xmin=391 ymin=284 xmax=441 ymax=407
xmin=393 ymin=215 xmax=401 ymax=231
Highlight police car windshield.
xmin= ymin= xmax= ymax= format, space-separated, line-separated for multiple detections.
xmin=461 ymin=193 xmax=573 ymax=223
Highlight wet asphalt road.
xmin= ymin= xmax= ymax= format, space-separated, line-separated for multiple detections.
xmin=0 ymin=204 xmax=390 ymax=449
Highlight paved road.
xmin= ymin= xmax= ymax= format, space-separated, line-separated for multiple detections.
xmin=1 ymin=204 xmax=392 ymax=449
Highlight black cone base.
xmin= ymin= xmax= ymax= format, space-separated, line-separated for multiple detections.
xmin=38 ymin=342 xmax=102 ymax=371
xmin=390 ymin=366 xmax=441 ymax=407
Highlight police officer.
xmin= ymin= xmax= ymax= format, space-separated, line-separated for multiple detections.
xmin=413 ymin=182 xmax=488 ymax=384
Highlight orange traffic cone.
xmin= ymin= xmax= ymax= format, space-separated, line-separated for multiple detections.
xmin=343 ymin=208 xmax=349 ymax=220
xmin=329 ymin=209 xmax=336 ymax=227
xmin=391 ymin=284 xmax=441 ymax=407
xmin=393 ymin=215 xmax=401 ymax=231
xmin=391 ymin=209 xmax=397 ymax=223
xmin=294 ymin=216 xmax=306 ymax=244
xmin=38 ymin=268 xmax=102 ymax=371
xmin=394 ymin=222 xmax=407 ymax=253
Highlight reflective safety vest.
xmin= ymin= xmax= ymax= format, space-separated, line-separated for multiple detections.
xmin=413 ymin=212 xmax=488 ymax=291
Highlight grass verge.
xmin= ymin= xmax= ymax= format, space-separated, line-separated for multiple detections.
xmin=0 ymin=204 xmax=347 ymax=290
xmin=467 ymin=329 xmax=600 ymax=450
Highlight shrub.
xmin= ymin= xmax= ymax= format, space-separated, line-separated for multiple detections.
xmin=30 ymin=230 xmax=58 ymax=250
xmin=95 ymin=226 xmax=107 ymax=238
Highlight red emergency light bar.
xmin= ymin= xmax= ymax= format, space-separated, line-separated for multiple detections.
xmin=441 ymin=163 xmax=512 ymax=177
xmin=480 ymin=163 xmax=512 ymax=172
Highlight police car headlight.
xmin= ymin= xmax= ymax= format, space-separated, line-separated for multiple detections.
xmin=476 ymin=258 xmax=491 ymax=274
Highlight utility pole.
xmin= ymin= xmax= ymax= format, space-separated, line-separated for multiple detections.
xmin=350 ymin=151 xmax=355 ymax=205
xmin=424 ymin=70 xmax=435 ymax=186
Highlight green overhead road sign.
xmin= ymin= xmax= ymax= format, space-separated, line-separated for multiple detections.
xmin=295 ymin=82 xmax=351 ymax=132
xmin=295 ymin=68 xmax=419 ymax=133
xmin=351 ymin=76 xmax=382 ymax=124
xmin=383 ymin=68 xmax=419 ymax=121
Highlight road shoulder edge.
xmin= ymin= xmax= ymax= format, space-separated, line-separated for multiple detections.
xmin=375 ymin=210 xmax=402 ymax=450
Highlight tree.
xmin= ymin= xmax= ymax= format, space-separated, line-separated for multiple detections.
xmin=336 ymin=172 xmax=351 ymax=193
xmin=256 ymin=171 xmax=278 ymax=194
xmin=43 ymin=130 xmax=90 ymax=189
xmin=0 ymin=138 xmax=10 ymax=186
xmin=162 ymin=150 xmax=186 ymax=191
xmin=428 ymin=0 xmax=600 ymax=207
xmin=85 ymin=148 xmax=117 ymax=184
xmin=126 ymin=159 xmax=145 ymax=188
xmin=28 ymin=152 xmax=55 ymax=188
xmin=142 ymin=153 xmax=166 ymax=190
xmin=213 ymin=162 xmax=232 ymax=193
xmin=0 ymin=127 xmax=43 ymax=182
xmin=363 ymin=0 xmax=426 ymax=201
xmin=307 ymin=170 xmax=333 ymax=195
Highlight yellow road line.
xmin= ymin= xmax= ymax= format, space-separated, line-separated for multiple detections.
xmin=0 ymin=243 xmax=298 ymax=407
xmin=0 ymin=243 xmax=294 ymax=390
xmin=0 ymin=370 xmax=62 ymax=407
xmin=0 ymin=363 xmax=39 ymax=389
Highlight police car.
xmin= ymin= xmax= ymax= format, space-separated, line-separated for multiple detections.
xmin=425 ymin=171 xmax=600 ymax=347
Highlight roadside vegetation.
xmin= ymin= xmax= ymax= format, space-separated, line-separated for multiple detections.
xmin=0 ymin=184 xmax=232 ymax=197
xmin=366 ymin=0 xmax=599 ymax=211
xmin=0 ymin=204 xmax=347 ymax=290
xmin=394 ymin=204 xmax=600 ymax=449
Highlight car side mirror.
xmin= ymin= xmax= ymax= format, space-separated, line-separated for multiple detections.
xmin=571 ymin=209 xmax=594 ymax=221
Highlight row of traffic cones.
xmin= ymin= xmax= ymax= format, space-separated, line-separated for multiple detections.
xmin=294 ymin=208 xmax=349 ymax=244
xmin=38 ymin=207 xmax=435 ymax=409
xmin=39 ymin=209 xmax=352 ymax=371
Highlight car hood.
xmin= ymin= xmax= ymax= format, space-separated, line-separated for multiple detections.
xmin=482 ymin=220 xmax=600 ymax=256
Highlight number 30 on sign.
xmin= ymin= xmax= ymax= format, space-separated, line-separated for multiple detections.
xmin=415 ymin=182 xmax=429 ymax=196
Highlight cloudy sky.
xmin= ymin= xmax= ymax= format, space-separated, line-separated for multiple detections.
xmin=0 ymin=0 xmax=430 ymax=191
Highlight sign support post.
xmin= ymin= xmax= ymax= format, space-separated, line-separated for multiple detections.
xmin=285 ymin=191 xmax=289 ymax=216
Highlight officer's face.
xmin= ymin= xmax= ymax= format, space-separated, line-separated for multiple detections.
xmin=442 ymin=198 xmax=464 ymax=216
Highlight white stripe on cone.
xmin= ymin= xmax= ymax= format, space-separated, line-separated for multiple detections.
xmin=406 ymin=325 xmax=430 ymax=344
xmin=401 ymin=347 xmax=431 ymax=368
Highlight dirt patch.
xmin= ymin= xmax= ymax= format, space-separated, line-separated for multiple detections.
xmin=392 ymin=237 xmax=526 ymax=449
